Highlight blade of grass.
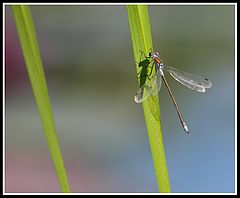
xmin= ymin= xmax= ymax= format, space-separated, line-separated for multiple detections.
xmin=12 ymin=5 xmax=70 ymax=192
xmin=126 ymin=5 xmax=171 ymax=193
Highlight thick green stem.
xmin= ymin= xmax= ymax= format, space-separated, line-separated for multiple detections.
xmin=127 ymin=5 xmax=171 ymax=192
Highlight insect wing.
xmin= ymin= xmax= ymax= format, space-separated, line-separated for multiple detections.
xmin=150 ymin=71 xmax=162 ymax=96
xmin=164 ymin=65 xmax=212 ymax=92
xmin=134 ymin=83 xmax=151 ymax=103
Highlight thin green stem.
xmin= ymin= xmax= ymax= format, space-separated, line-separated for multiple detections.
xmin=126 ymin=5 xmax=171 ymax=192
xmin=12 ymin=5 xmax=70 ymax=192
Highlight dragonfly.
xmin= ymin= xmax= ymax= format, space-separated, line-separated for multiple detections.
xmin=134 ymin=50 xmax=212 ymax=133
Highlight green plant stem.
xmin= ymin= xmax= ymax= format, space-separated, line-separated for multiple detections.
xmin=127 ymin=5 xmax=171 ymax=192
xmin=12 ymin=5 xmax=70 ymax=192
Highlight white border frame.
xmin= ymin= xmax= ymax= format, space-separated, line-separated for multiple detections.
xmin=2 ymin=2 xmax=237 ymax=195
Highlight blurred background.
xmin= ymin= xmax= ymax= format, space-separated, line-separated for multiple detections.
xmin=5 ymin=5 xmax=235 ymax=193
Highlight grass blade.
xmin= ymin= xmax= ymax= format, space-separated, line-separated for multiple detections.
xmin=126 ymin=5 xmax=171 ymax=192
xmin=12 ymin=5 xmax=70 ymax=192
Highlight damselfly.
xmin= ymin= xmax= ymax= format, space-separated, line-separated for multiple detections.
xmin=134 ymin=50 xmax=212 ymax=133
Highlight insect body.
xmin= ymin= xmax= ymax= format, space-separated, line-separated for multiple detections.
xmin=134 ymin=50 xmax=212 ymax=133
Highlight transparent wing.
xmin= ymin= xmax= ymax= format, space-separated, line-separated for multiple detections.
xmin=134 ymin=83 xmax=151 ymax=103
xmin=134 ymin=71 xmax=163 ymax=103
xmin=150 ymin=70 xmax=162 ymax=96
xmin=164 ymin=65 xmax=212 ymax=92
